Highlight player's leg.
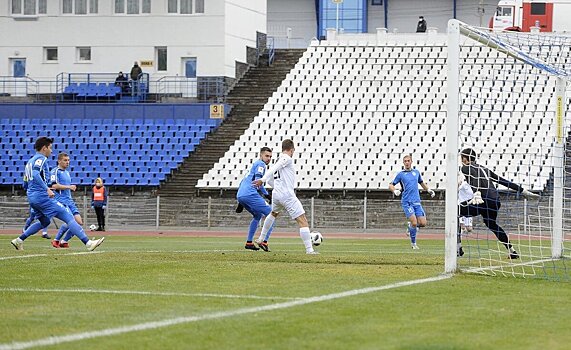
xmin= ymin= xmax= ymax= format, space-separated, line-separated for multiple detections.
xmin=54 ymin=201 xmax=104 ymax=251
xmin=23 ymin=208 xmax=35 ymax=232
xmin=402 ymin=203 xmax=418 ymax=248
xmin=239 ymin=197 xmax=262 ymax=251
xmin=481 ymin=200 xmax=517 ymax=258
xmin=57 ymin=205 xmax=82 ymax=245
xmin=259 ymin=197 xmax=281 ymax=242
xmin=282 ymin=196 xmax=315 ymax=254
xmin=11 ymin=214 xmax=50 ymax=250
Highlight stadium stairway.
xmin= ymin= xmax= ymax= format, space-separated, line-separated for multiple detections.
xmin=157 ymin=49 xmax=305 ymax=197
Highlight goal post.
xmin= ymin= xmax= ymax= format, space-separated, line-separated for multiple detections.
xmin=446 ymin=19 xmax=569 ymax=279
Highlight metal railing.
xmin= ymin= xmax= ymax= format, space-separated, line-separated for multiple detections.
xmin=155 ymin=76 xmax=226 ymax=102
xmin=0 ymin=76 xmax=40 ymax=99
xmin=268 ymin=37 xmax=276 ymax=65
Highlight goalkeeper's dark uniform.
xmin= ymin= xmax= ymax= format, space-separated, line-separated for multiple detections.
xmin=460 ymin=162 xmax=525 ymax=254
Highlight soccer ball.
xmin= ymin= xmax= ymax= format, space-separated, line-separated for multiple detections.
xmin=310 ymin=231 xmax=323 ymax=246
xmin=89 ymin=224 xmax=97 ymax=231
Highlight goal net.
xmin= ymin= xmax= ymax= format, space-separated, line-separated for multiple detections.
xmin=445 ymin=20 xmax=571 ymax=281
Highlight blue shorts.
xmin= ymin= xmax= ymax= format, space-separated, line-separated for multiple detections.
xmin=401 ymin=201 xmax=426 ymax=219
xmin=58 ymin=199 xmax=80 ymax=216
xmin=29 ymin=196 xmax=75 ymax=224
xmin=237 ymin=194 xmax=271 ymax=219
xmin=29 ymin=207 xmax=42 ymax=220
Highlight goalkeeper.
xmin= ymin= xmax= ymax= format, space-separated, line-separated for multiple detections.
xmin=460 ymin=148 xmax=539 ymax=259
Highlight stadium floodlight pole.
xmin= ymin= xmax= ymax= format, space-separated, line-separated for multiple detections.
xmin=445 ymin=19 xmax=461 ymax=273
xmin=552 ymin=77 xmax=566 ymax=259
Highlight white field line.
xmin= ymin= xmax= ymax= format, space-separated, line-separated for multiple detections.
xmin=0 ymin=288 xmax=300 ymax=301
xmin=463 ymin=258 xmax=558 ymax=274
xmin=0 ymin=251 xmax=102 ymax=261
xmin=0 ymin=274 xmax=452 ymax=350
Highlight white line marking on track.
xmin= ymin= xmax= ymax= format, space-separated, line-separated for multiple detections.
xmin=0 ymin=274 xmax=452 ymax=350
xmin=0 ymin=288 xmax=300 ymax=301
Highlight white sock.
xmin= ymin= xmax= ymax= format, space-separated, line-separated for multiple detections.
xmin=300 ymin=227 xmax=313 ymax=252
xmin=259 ymin=215 xmax=275 ymax=241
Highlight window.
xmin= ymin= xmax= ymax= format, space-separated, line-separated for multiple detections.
xmin=77 ymin=47 xmax=91 ymax=61
xmin=168 ymin=0 xmax=203 ymax=14
xmin=115 ymin=0 xmax=150 ymax=14
xmin=44 ymin=47 xmax=58 ymax=61
xmin=531 ymin=3 xmax=546 ymax=15
xmin=12 ymin=0 xmax=47 ymax=15
xmin=156 ymin=47 xmax=167 ymax=71
xmin=371 ymin=0 xmax=382 ymax=5
xmin=318 ymin=0 xmax=366 ymax=38
xmin=63 ymin=0 xmax=98 ymax=14
xmin=195 ymin=0 xmax=203 ymax=13
xmin=496 ymin=6 xmax=512 ymax=17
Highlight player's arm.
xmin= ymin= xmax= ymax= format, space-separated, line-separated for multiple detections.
xmin=487 ymin=168 xmax=538 ymax=199
xmin=30 ymin=159 xmax=50 ymax=193
xmin=419 ymin=181 xmax=435 ymax=198
xmin=388 ymin=174 xmax=401 ymax=196
xmin=253 ymin=157 xmax=289 ymax=186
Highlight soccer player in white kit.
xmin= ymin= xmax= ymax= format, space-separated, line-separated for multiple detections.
xmin=252 ymin=139 xmax=318 ymax=254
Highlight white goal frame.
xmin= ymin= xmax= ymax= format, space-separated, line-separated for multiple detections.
xmin=445 ymin=19 xmax=567 ymax=273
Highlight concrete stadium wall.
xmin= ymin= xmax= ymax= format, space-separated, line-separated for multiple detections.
xmin=0 ymin=103 xmax=230 ymax=120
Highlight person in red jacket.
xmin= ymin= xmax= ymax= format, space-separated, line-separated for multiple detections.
xmin=91 ymin=177 xmax=108 ymax=231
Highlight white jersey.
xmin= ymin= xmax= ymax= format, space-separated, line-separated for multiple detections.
xmin=458 ymin=181 xmax=474 ymax=204
xmin=262 ymin=153 xmax=296 ymax=199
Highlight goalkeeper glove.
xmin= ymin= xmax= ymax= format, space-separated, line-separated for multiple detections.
xmin=469 ymin=191 xmax=484 ymax=205
xmin=427 ymin=189 xmax=435 ymax=198
xmin=522 ymin=189 xmax=540 ymax=200
xmin=393 ymin=189 xmax=401 ymax=197
xmin=235 ymin=203 xmax=244 ymax=213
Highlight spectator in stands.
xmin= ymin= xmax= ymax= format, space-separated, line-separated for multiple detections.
xmin=460 ymin=148 xmax=539 ymax=259
xmin=130 ymin=61 xmax=142 ymax=94
xmin=389 ymin=154 xmax=435 ymax=250
xmin=115 ymin=71 xmax=129 ymax=94
xmin=252 ymin=139 xmax=319 ymax=254
xmin=236 ymin=147 xmax=275 ymax=252
xmin=91 ymin=177 xmax=108 ymax=231
xmin=416 ymin=16 xmax=427 ymax=33
xmin=11 ymin=137 xmax=104 ymax=251
xmin=49 ymin=152 xmax=86 ymax=249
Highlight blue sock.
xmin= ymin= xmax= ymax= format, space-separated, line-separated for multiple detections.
xmin=247 ymin=218 xmax=260 ymax=242
xmin=66 ymin=221 xmax=89 ymax=244
xmin=264 ymin=223 xmax=275 ymax=242
xmin=24 ymin=216 xmax=34 ymax=231
xmin=62 ymin=229 xmax=73 ymax=242
xmin=55 ymin=224 xmax=69 ymax=241
xmin=409 ymin=226 xmax=418 ymax=244
xmin=19 ymin=222 xmax=44 ymax=241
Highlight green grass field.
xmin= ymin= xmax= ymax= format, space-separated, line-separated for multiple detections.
xmin=1 ymin=234 xmax=570 ymax=350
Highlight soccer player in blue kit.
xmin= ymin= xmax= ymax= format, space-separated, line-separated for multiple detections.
xmin=237 ymin=147 xmax=274 ymax=252
xmin=389 ymin=154 xmax=435 ymax=249
xmin=49 ymin=152 xmax=84 ymax=248
xmin=11 ymin=137 xmax=104 ymax=251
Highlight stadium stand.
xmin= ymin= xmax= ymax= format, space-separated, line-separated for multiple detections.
xmin=197 ymin=37 xmax=561 ymax=191
xmin=0 ymin=105 xmax=223 ymax=186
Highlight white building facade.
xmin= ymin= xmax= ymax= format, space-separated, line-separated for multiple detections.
xmin=0 ymin=0 xmax=266 ymax=86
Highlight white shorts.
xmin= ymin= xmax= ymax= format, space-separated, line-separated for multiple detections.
xmin=272 ymin=194 xmax=305 ymax=220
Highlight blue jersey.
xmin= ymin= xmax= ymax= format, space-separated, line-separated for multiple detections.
xmin=237 ymin=159 xmax=268 ymax=198
xmin=392 ymin=169 xmax=424 ymax=203
xmin=24 ymin=153 xmax=50 ymax=199
xmin=50 ymin=167 xmax=73 ymax=203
